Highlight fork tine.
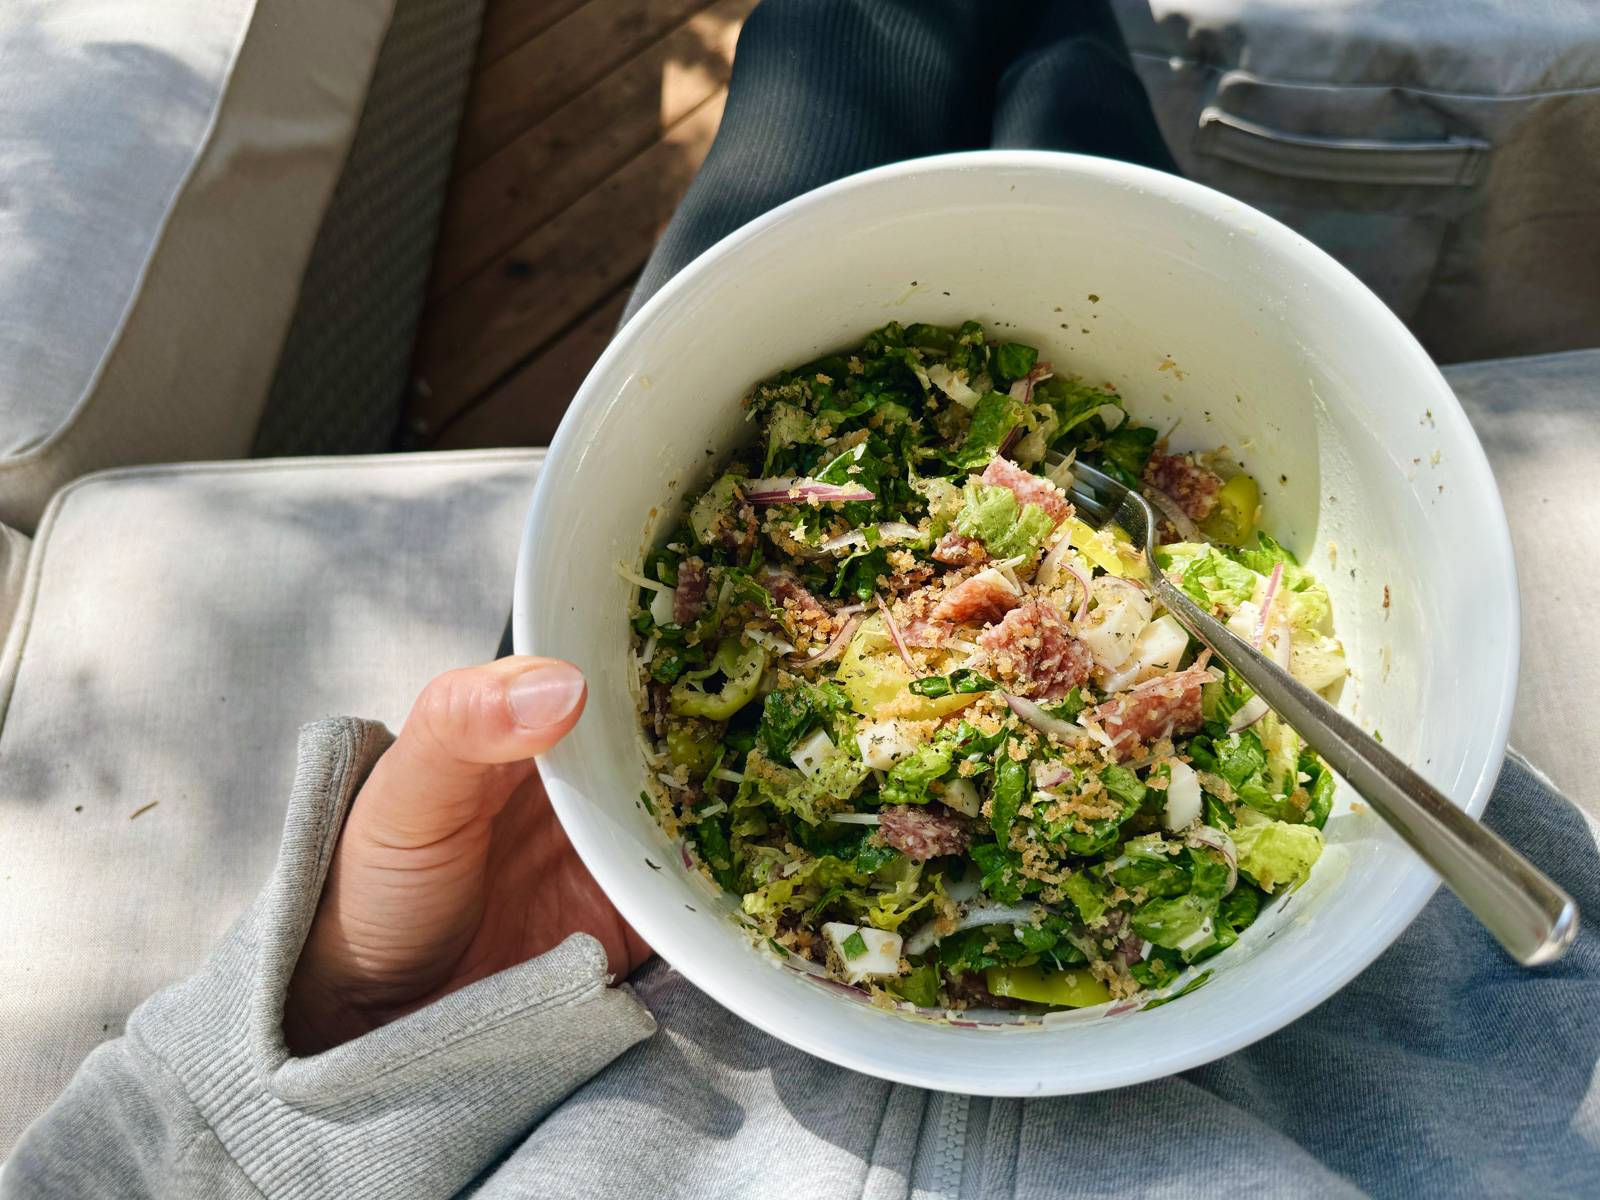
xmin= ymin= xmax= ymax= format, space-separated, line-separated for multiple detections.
xmin=1066 ymin=482 xmax=1115 ymax=525
xmin=1051 ymin=455 xmax=1156 ymax=551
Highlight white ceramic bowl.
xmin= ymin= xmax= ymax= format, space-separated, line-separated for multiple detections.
xmin=514 ymin=151 xmax=1518 ymax=1095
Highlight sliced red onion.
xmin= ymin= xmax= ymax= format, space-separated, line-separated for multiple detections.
xmin=1063 ymin=562 xmax=1092 ymax=623
xmin=1007 ymin=362 xmax=1053 ymax=406
xmin=1227 ymin=695 xmax=1270 ymax=733
xmin=1255 ymin=562 xmax=1285 ymax=647
xmin=1187 ymin=824 xmax=1238 ymax=895
xmin=997 ymin=423 xmax=1025 ymax=460
xmin=789 ymin=615 xmax=860 ymax=668
xmin=903 ymin=901 xmax=1048 ymax=957
xmin=1005 ymin=693 xmax=1093 ymax=747
xmin=1114 ymin=932 xmax=1146 ymax=967
xmin=1035 ymin=534 xmax=1072 ymax=587
xmin=744 ymin=477 xmax=876 ymax=505
xmin=1142 ymin=485 xmax=1202 ymax=542
xmin=1227 ymin=577 xmax=1291 ymax=732
xmin=878 ymin=597 xmax=915 ymax=671
xmin=1031 ymin=760 xmax=1073 ymax=790
xmin=679 ymin=841 xmax=694 ymax=870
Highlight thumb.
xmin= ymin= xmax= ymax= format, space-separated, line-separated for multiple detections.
xmin=353 ymin=656 xmax=587 ymax=849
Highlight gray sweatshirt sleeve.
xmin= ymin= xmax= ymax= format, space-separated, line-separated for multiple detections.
xmin=1 ymin=718 xmax=657 ymax=1200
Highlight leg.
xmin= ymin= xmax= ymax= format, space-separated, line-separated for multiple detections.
xmin=625 ymin=0 xmax=1044 ymax=318
xmin=991 ymin=0 xmax=1177 ymax=172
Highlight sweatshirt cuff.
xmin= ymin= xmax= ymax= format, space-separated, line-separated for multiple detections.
xmin=127 ymin=718 xmax=657 ymax=1200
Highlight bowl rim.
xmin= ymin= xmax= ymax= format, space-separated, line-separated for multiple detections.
xmin=514 ymin=149 xmax=1520 ymax=1093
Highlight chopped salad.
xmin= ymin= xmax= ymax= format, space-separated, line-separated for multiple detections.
xmin=627 ymin=320 xmax=1347 ymax=1012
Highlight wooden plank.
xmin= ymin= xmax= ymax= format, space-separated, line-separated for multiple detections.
xmin=432 ymin=285 xmax=632 ymax=448
xmin=431 ymin=0 xmax=752 ymax=299
xmin=457 ymin=0 xmax=718 ymax=169
xmin=479 ymin=0 xmax=591 ymax=68
xmin=410 ymin=90 xmax=726 ymax=430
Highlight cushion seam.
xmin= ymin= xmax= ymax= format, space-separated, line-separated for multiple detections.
xmin=42 ymin=447 xmax=546 ymax=491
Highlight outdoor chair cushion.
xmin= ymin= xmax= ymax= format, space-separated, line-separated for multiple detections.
xmin=0 ymin=0 xmax=395 ymax=533
xmin=0 ymin=449 xmax=542 ymax=1155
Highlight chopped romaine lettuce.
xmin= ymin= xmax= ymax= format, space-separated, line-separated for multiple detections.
xmin=1233 ymin=816 xmax=1324 ymax=893
xmin=952 ymin=482 xmax=1056 ymax=560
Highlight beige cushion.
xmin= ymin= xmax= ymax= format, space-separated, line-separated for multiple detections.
xmin=1444 ymin=349 xmax=1600 ymax=818
xmin=0 ymin=450 xmax=541 ymax=1155
xmin=0 ymin=0 xmax=395 ymax=533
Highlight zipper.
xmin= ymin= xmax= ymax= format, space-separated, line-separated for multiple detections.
xmin=928 ymin=1090 xmax=970 ymax=1197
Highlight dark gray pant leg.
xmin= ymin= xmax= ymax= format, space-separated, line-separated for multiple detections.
xmin=624 ymin=0 xmax=1041 ymax=318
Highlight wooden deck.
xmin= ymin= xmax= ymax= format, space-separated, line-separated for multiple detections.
xmin=406 ymin=0 xmax=753 ymax=449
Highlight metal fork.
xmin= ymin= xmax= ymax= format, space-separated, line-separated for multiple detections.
xmin=1060 ymin=456 xmax=1578 ymax=966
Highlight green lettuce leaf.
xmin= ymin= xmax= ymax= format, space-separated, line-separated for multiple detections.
xmin=1210 ymin=883 xmax=1263 ymax=953
xmin=951 ymin=482 xmax=1056 ymax=561
xmin=1234 ymin=817 xmax=1324 ymax=893
xmin=1039 ymin=378 xmax=1122 ymax=444
xmin=1098 ymin=424 xmax=1158 ymax=487
xmin=736 ymin=748 xmax=868 ymax=825
xmin=881 ymin=742 xmax=954 ymax=806
xmin=694 ymin=817 xmax=739 ymax=892
xmin=757 ymin=680 xmax=850 ymax=760
xmin=971 ymin=841 xmax=1039 ymax=905
xmin=956 ymin=392 xmax=1027 ymax=470
xmin=1130 ymin=893 xmax=1218 ymax=951
xmin=994 ymin=342 xmax=1038 ymax=385
xmin=1062 ymin=872 xmax=1110 ymax=924
xmin=1180 ymin=547 xmax=1259 ymax=611
xmin=989 ymin=756 xmax=1027 ymax=841
xmin=1109 ymin=834 xmax=1189 ymax=899
xmin=888 ymin=961 xmax=941 ymax=1006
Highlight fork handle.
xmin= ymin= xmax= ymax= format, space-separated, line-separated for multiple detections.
xmin=1153 ymin=574 xmax=1578 ymax=966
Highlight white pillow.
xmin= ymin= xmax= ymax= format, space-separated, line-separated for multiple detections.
xmin=0 ymin=0 xmax=395 ymax=532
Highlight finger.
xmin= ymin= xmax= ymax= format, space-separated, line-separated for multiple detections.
xmin=355 ymin=656 xmax=587 ymax=849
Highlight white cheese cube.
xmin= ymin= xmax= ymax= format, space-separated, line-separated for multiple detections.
xmin=940 ymin=778 xmax=982 ymax=818
xmin=856 ymin=719 xmax=918 ymax=771
xmin=822 ymin=922 xmax=904 ymax=983
xmin=1163 ymin=760 xmax=1203 ymax=832
xmin=1079 ymin=587 xmax=1155 ymax=670
xmin=1099 ymin=614 xmax=1190 ymax=692
xmin=790 ymin=728 xmax=835 ymax=778
xmin=649 ymin=586 xmax=677 ymax=626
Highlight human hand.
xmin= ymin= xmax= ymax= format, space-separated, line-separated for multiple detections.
xmin=283 ymin=657 xmax=650 ymax=1054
